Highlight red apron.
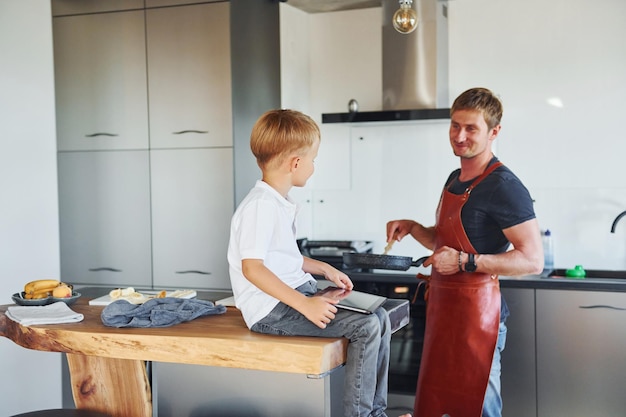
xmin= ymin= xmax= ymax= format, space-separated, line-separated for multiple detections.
xmin=414 ymin=162 xmax=502 ymax=417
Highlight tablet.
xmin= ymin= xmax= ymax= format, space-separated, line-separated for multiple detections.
xmin=315 ymin=280 xmax=387 ymax=314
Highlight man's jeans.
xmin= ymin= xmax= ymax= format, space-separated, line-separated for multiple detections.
xmin=482 ymin=321 xmax=508 ymax=417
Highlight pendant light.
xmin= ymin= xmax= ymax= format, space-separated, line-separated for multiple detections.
xmin=392 ymin=0 xmax=419 ymax=34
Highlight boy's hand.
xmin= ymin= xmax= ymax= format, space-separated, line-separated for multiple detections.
xmin=303 ymin=294 xmax=340 ymax=329
xmin=322 ymin=266 xmax=353 ymax=290
xmin=302 ymin=257 xmax=354 ymax=290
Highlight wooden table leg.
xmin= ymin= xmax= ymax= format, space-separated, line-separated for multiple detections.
xmin=66 ymin=353 xmax=152 ymax=417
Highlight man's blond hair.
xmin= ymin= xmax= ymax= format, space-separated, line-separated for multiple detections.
xmin=451 ymin=88 xmax=503 ymax=130
xmin=250 ymin=109 xmax=320 ymax=169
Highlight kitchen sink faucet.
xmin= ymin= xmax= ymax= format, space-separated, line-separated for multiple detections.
xmin=610 ymin=210 xmax=626 ymax=233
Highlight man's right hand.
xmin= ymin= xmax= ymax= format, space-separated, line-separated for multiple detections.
xmin=386 ymin=219 xmax=417 ymax=243
xmin=386 ymin=219 xmax=437 ymax=251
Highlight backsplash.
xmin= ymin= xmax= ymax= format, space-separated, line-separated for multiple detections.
xmin=281 ymin=0 xmax=626 ymax=273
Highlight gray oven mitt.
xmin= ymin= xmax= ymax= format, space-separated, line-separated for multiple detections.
xmin=101 ymin=297 xmax=226 ymax=328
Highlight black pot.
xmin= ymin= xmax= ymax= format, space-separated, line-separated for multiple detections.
xmin=343 ymin=253 xmax=429 ymax=271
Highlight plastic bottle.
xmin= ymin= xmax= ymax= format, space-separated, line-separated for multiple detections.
xmin=541 ymin=229 xmax=554 ymax=277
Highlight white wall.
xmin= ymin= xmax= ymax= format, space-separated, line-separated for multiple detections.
xmin=0 ymin=0 xmax=63 ymax=414
xmin=282 ymin=0 xmax=626 ymax=271
xmin=449 ymin=0 xmax=626 ymax=270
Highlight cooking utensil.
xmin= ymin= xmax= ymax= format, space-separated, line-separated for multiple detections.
xmin=343 ymin=253 xmax=429 ymax=271
xmin=382 ymin=240 xmax=395 ymax=255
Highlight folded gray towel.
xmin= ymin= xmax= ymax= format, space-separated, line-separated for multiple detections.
xmin=101 ymin=297 xmax=226 ymax=328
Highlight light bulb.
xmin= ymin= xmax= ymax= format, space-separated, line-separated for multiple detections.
xmin=392 ymin=0 xmax=418 ymax=34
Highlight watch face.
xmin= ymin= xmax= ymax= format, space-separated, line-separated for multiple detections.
xmin=465 ymin=253 xmax=477 ymax=272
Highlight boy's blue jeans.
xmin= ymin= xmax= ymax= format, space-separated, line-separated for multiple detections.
xmin=251 ymin=280 xmax=392 ymax=417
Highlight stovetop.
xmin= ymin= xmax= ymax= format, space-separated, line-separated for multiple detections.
xmin=298 ymin=239 xmax=374 ymax=256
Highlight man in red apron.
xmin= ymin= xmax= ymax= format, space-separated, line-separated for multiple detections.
xmin=387 ymin=88 xmax=544 ymax=417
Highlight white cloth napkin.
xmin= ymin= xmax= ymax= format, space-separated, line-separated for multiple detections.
xmin=6 ymin=301 xmax=84 ymax=325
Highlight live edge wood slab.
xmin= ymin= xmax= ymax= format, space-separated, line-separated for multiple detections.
xmin=0 ymin=299 xmax=348 ymax=417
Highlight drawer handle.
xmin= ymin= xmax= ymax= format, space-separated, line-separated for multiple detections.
xmin=85 ymin=133 xmax=119 ymax=137
xmin=579 ymin=305 xmax=626 ymax=311
xmin=172 ymin=130 xmax=209 ymax=135
xmin=175 ymin=270 xmax=212 ymax=275
xmin=88 ymin=267 xmax=122 ymax=272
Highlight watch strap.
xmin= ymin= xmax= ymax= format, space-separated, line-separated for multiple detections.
xmin=465 ymin=253 xmax=477 ymax=272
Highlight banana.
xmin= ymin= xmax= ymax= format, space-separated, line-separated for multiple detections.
xmin=109 ymin=287 xmax=136 ymax=299
xmin=30 ymin=291 xmax=52 ymax=300
xmin=25 ymin=288 xmax=55 ymax=300
xmin=24 ymin=279 xmax=61 ymax=293
xmin=24 ymin=279 xmax=61 ymax=298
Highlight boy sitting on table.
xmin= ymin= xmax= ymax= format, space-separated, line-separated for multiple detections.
xmin=227 ymin=109 xmax=409 ymax=417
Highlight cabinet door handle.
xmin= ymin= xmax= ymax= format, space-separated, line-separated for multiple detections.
xmin=85 ymin=133 xmax=119 ymax=137
xmin=579 ymin=305 xmax=626 ymax=311
xmin=172 ymin=130 xmax=209 ymax=135
xmin=88 ymin=267 xmax=122 ymax=272
xmin=175 ymin=270 xmax=211 ymax=275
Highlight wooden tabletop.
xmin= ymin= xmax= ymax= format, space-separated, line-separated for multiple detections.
xmin=0 ymin=298 xmax=348 ymax=376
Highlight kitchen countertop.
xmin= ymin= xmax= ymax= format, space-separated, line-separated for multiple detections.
xmin=342 ymin=270 xmax=626 ymax=292
xmin=1 ymin=286 xmax=411 ymax=417
xmin=0 ymin=292 xmax=348 ymax=417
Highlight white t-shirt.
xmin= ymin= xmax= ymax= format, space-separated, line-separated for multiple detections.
xmin=227 ymin=180 xmax=313 ymax=328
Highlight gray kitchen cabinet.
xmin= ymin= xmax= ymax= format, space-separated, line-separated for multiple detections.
xmin=53 ymin=10 xmax=149 ymax=151
xmin=146 ymin=2 xmax=232 ymax=149
xmin=52 ymin=0 xmax=143 ymax=16
xmin=57 ymin=151 xmax=152 ymax=287
xmin=145 ymin=0 xmax=224 ymax=10
xmin=500 ymin=287 xmax=537 ymax=417
xmin=150 ymin=149 xmax=234 ymax=290
xmin=536 ymin=289 xmax=626 ymax=417
xmin=53 ymin=2 xmax=234 ymax=290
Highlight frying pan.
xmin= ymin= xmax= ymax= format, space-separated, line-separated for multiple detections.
xmin=343 ymin=253 xmax=429 ymax=271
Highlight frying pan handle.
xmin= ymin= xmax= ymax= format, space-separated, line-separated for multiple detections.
xmin=411 ymin=256 xmax=430 ymax=267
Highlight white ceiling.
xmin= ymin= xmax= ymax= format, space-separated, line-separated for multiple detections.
xmin=285 ymin=0 xmax=381 ymax=13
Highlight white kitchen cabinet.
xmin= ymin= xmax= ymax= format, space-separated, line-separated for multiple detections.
xmin=150 ymin=149 xmax=234 ymax=290
xmin=311 ymin=124 xmax=351 ymax=190
xmin=146 ymin=2 xmax=232 ymax=149
xmin=57 ymin=151 xmax=152 ymax=287
xmin=53 ymin=10 xmax=149 ymax=151
xmin=288 ymin=124 xmax=351 ymax=240
xmin=293 ymin=122 xmax=454 ymax=244
xmin=536 ymin=289 xmax=626 ymax=417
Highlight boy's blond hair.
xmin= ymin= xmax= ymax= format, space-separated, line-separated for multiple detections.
xmin=250 ymin=109 xmax=320 ymax=169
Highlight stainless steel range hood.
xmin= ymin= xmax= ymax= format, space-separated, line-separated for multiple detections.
xmin=322 ymin=0 xmax=450 ymax=123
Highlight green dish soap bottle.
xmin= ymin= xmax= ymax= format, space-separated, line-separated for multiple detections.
xmin=565 ymin=265 xmax=586 ymax=279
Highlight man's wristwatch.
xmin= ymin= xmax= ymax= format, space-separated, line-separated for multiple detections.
xmin=464 ymin=253 xmax=477 ymax=273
